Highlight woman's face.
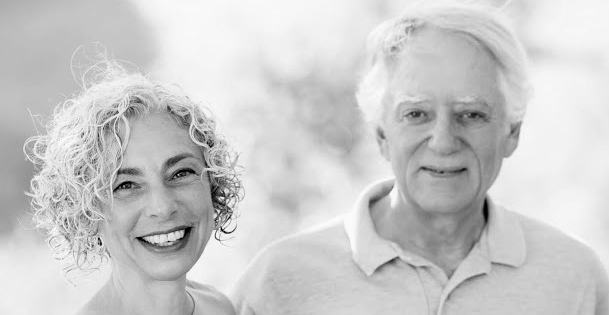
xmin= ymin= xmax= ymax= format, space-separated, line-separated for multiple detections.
xmin=100 ymin=112 xmax=214 ymax=281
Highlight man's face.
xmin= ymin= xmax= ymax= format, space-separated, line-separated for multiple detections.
xmin=377 ymin=28 xmax=520 ymax=215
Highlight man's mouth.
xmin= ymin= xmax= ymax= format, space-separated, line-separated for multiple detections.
xmin=421 ymin=166 xmax=467 ymax=176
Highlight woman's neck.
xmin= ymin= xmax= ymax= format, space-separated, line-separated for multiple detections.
xmin=86 ymin=263 xmax=194 ymax=315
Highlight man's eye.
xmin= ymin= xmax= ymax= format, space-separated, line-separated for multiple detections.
xmin=460 ymin=111 xmax=487 ymax=122
xmin=464 ymin=112 xmax=481 ymax=119
xmin=402 ymin=110 xmax=428 ymax=123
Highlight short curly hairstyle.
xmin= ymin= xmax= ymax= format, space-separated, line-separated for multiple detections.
xmin=25 ymin=61 xmax=243 ymax=275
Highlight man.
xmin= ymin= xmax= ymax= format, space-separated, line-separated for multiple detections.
xmin=231 ymin=2 xmax=609 ymax=314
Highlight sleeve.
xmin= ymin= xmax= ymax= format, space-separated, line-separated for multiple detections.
xmin=595 ymin=264 xmax=609 ymax=315
xmin=592 ymin=253 xmax=609 ymax=315
xmin=229 ymin=250 xmax=274 ymax=315
xmin=230 ymin=273 xmax=258 ymax=315
xmin=229 ymin=235 xmax=312 ymax=315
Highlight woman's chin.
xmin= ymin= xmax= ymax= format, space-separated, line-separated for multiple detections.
xmin=130 ymin=227 xmax=205 ymax=281
xmin=144 ymin=262 xmax=195 ymax=281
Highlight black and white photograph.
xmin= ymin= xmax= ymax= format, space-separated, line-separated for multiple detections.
xmin=1 ymin=0 xmax=608 ymax=314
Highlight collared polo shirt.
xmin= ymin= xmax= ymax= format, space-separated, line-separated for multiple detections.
xmin=231 ymin=179 xmax=609 ymax=315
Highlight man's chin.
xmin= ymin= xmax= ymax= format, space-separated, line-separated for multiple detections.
xmin=414 ymin=194 xmax=477 ymax=215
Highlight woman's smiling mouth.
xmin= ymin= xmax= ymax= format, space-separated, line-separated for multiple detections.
xmin=141 ymin=229 xmax=186 ymax=246
xmin=137 ymin=227 xmax=193 ymax=252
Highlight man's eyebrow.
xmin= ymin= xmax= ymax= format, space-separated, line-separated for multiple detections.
xmin=164 ymin=153 xmax=201 ymax=170
xmin=117 ymin=167 xmax=142 ymax=176
xmin=395 ymin=94 xmax=431 ymax=104
xmin=454 ymin=95 xmax=489 ymax=106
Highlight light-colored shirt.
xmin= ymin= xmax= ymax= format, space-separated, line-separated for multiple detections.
xmin=231 ymin=179 xmax=609 ymax=315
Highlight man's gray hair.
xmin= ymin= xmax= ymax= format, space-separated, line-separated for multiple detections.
xmin=356 ymin=0 xmax=532 ymax=125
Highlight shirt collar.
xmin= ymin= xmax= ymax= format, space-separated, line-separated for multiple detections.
xmin=344 ymin=178 xmax=397 ymax=276
xmin=483 ymin=198 xmax=527 ymax=267
xmin=344 ymin=178 xmax=527 ymax=276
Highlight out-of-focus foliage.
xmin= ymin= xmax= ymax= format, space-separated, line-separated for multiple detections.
xmin=1 ymin=0 xmax=608 ymax=314
xmin=0 ymin=0 xmax=157 ymax=235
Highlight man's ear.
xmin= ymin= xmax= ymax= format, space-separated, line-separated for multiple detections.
xmin=376 ymin=125 xmax=390 ymax=161
xmin=504 ymin=121 xmax=521 ymax=157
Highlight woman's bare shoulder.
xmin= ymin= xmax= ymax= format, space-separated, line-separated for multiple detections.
xmin=187 ymin=280 xmax=236 ymax=315
xmin=73 ymin=299 xmax=110 ymax=315
xmin=73 ymin=284 xmax=116 ymax=315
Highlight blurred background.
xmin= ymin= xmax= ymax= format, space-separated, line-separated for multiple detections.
xmin=1 ymin=0 xmax=608 ymax=313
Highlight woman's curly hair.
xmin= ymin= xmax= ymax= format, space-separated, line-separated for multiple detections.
xmin=25 ymin=61 xmax=243 ymax=275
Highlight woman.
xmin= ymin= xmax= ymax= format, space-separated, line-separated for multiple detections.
xmin=26 ymin=61 xmax=243 ymax=314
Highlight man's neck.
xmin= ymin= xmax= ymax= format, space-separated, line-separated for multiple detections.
xmin=371 ymin=189 xmax=487 ymax=278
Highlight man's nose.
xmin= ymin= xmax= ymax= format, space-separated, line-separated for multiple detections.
xmin=145 ymin=185 xmax=178 ymax=219
xmin=427 ymin=116 xmax=460 ymax=155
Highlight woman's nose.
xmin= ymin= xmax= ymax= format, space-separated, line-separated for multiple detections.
xmin=145 ymin=185 xmax=178 ymax=219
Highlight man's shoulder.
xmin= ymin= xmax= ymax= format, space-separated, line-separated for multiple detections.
xmin=505 ymin=208 xmax=609 ymax=310
xmin=505 ymin=207 xmax=605 ymax=273
xmin=249 ymin=216 xmax=349 ymax=270
xmin=231 ymin=215 xmax=352 ymax=285
xmin=230 ymin=216 xmax=355 ymax=313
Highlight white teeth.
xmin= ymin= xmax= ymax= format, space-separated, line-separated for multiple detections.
xmin=142 ymin=229 xmax=187 ymax=245
xmin=168 ymin=232 xmax=176 ymax=242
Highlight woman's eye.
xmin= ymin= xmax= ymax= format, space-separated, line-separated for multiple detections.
xmin=172 ymin=169 xmax=197 ymax=180
xmin=113 ymin=181 xmax=140 ymax=198
xmin=114 ymin=182 xmax=135 ymax=191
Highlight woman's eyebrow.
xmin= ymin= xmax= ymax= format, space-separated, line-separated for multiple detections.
xmin=117 ymin=167 xmax=142 ymax=176
xmin=164 ymin=153 xmax=200 ymax=170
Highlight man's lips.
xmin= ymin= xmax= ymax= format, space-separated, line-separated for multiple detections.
xmin=421 ymin=166 xmax=467 ymax=175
